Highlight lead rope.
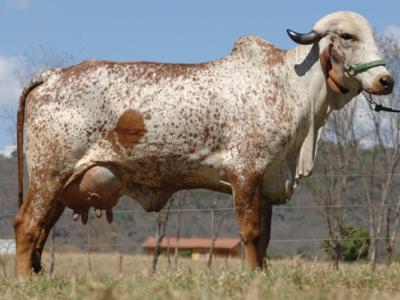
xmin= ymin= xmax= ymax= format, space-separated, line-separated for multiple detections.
xmin=343 ymin=60 xmax=399 ymax=113
xmin=362 ymin=91 xmax=400 ymax=113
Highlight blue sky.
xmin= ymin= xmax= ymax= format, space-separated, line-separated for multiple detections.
xmin=0 ymin=0 xmax=399 ymax=152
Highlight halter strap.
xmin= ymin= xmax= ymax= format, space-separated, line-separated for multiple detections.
xmin=345 ymin=60 xmax=386 ymax=75
xmin=345 ymin=59 xmax=399 ymax=113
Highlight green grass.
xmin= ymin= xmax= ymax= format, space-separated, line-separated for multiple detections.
xmin=1 ymin=254 xmax=400 ymax=299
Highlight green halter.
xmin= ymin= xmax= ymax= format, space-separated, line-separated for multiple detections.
xmin=345 ymin=59 xmax=386 ymax=75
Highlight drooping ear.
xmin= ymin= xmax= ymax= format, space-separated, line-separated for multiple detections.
xmin=320 ymin=43 xmax=349 ymax=94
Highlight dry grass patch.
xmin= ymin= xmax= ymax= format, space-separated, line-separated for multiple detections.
xmin=1 ymin=253 xmax=400 ymax=299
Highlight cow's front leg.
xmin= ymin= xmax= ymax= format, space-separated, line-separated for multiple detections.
xmin=228 ymin=170 xmax=264 ymax=268
xmin=256 ymin=198 xmax=272 ymax=268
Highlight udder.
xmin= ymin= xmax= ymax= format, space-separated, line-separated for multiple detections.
xmin=60 ymin=165 xmax=122 ymax=224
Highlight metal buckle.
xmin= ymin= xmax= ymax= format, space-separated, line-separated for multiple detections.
xmin=344 ymin=65 xmax=355 ymax=76
xmin=345 ymin=60 xmax=386 ymax=76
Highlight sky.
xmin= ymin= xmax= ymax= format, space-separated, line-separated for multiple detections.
xmin=0 ymin=0 xmax=400 ymax=153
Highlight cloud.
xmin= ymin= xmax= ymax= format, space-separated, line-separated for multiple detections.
xmin=8 ymin=0 xmax=31 ymax=10
xmin=0 ymin=144 xmax=16 ymax=158
xmin=0 ymin=55 xmax=26 ymax=106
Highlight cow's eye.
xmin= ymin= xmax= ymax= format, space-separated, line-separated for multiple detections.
xmin=340 ymin=33 xmax=353 ymax=40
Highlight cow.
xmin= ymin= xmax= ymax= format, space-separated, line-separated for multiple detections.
xmin=14 ymin=11 xmax=394 ymax=277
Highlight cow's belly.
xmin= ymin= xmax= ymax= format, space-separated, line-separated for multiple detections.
xmin=132 ymin=151 xmax=229 ymax=186
xmin=60 ymin=153 xmax=231 ymax=214
xmin=60 ymin=164 xmax=173 ymax=213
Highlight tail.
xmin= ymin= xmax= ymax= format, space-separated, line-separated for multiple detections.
xmin=17 ymin=69 xmax=58 ymax=207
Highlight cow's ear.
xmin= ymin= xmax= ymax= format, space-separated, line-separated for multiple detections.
xmin=320 ymin=43 xmax=348 ymax=94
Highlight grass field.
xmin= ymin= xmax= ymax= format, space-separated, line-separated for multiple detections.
xmin=1 ymin=253 xmax=400 ymax=299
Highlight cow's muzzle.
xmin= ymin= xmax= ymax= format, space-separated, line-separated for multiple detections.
xmin=366 ymin=74 xmax=395 ymax=95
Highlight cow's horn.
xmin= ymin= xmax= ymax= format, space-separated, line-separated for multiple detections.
xmin=286 ymin=29 xmax=322 ymax=45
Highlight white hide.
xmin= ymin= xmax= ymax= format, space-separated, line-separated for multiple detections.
xmin=21 ymin=11 xmax=391 ymax=213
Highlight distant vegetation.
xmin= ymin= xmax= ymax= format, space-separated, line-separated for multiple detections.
xmin=321 ymin=224 xmax=370 ymax=262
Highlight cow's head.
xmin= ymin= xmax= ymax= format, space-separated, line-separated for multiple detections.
xmin=287 ymin=11 xmax=394 ymax=97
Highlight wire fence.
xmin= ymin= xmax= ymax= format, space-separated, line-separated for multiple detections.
xmin=0 ymin=177 xmax=399 ymax=254
xmin=0 ymin=197 xmax=397 ymax=278
xmin=1 ymin=202 xmax=400 ymax=217
xmin=31 ymin=236 xmax=400 ymax=250
xmin=3 ymin=173 xmax=400 ymax=182
xmin=0 ymin=203 xmax=398 ymax=219
xmin=0 ymin=203 xmax=398 ymax=245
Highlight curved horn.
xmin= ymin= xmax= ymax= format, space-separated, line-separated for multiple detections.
xmin=286 ymin=29 xmax=322 ymax=45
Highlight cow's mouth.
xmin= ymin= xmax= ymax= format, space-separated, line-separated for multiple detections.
xmin=366 ymin=88 xmax=392 ymax=96
xmin=365 ymin=85 xmax=394 ymax=96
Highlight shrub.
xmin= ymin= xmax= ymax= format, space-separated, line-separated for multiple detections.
xmin=321 ymin=224 xmax=370 ymax=262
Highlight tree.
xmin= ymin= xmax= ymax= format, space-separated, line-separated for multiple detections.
xmin=174 ymin=191 xmax=186 ymax=270
xmin=310 ymin=31 xmax=400 ymax=270
xmin=49 ymin=227 xmax=56 ymax=275
xmin=376 ymin=32 xmax=400 ymax=266
xmin=207 ymin=197 xmax=229 ymax=269
xmin=346 ymin=32 xmax=400 ymax=269
xmin=308 ymin=102 xmax=358 ymax=270
xmin=152 ymin=201 xmax=173 ymax=273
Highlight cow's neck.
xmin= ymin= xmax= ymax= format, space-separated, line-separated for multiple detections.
xmin=284 ymin=41 xmax=358 ymax=124
xmin=275 ymin=41 xmax=358 ymax=176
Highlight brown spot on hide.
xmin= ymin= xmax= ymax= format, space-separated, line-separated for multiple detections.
xmin=265 ymin=95 xmax=276 ymax=104
xmin=115 ymin=109 xmax=147 ymax=148
xmin=203 ymin=127 xmax=210 ymax=142
xmin=265 ymin=47 xmax=286 ymax=65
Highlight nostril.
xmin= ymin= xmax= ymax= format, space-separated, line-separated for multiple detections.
xmin=379 ymin=76 xmax=395 ymax=90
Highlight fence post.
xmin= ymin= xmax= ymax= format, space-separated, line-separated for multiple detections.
xmin=119 ymin=255 xmax=123 ymax=274
xmin=87 ymin=218 xmax=92 ymax=272
xmin=174 ymin=191 xmax=186 ymax=270
xmin=50 ymin=226 xmax=56 ymax=275
xmin=240 ymin=239 xmax=245 ymax=270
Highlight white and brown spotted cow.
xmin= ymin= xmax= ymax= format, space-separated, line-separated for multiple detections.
xmin=14 ymin=11 xmax=394 ymax=276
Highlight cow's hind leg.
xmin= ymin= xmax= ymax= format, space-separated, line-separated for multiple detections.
xmin=32 ymin=200 xmax=65 ymax=273
xmin=13 ymin=179 xmax=63 ymax=277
